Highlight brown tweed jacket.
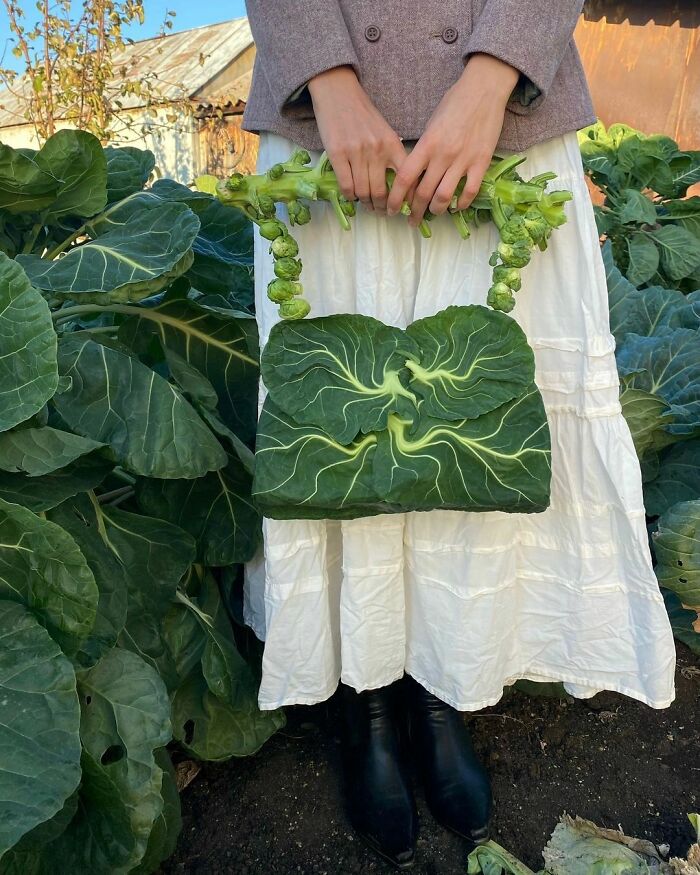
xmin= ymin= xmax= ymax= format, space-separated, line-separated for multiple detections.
xmin=241 ymin=0 xmax=596 ymax=153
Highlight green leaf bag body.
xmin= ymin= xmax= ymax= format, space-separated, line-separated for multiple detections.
xmin=253 ymin=305 xmax=552 ymax=519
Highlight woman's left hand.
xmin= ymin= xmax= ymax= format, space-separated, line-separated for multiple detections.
xmin=386 ymin=53 xmax=519 ymax=226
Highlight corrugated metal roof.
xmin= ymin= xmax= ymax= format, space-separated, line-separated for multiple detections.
xmin=194 ymin=69 xmax=253 ymax=113
xmin=0 ymin=16 xmax=253 ymax=129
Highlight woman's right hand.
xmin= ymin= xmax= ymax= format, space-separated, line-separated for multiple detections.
xmin=308 ymin=66 xmax=407 ymax=213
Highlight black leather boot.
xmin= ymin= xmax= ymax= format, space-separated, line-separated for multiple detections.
xmin=403 ymin=674 xmax=491 ymax=844
xmin=338 ymin=680 xmax=419 ymax=870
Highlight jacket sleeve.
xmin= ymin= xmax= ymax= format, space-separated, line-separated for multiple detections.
xmin=245 ymin=1 xmax=361 ymax=113
xmin=463 ymin=0 xmax=584 ymax=113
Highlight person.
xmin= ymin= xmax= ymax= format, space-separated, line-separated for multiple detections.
xmin=241 ymin=2 xmax=677 ymax=869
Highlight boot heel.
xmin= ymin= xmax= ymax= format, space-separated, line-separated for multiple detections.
xmin=338 ymin=680 xmax=419 ymax=870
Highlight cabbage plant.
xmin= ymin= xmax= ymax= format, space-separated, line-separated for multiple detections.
xmin=0 ymin=130 xmax=284 ymax=873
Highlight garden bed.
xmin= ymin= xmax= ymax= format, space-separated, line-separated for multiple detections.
xmin=164 ymin=641 xmax=699 ymax=874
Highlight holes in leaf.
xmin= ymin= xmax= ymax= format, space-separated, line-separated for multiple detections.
xmin=101 ymin=745 xmax=125 ymax=766
xmin=677 ymin=560 xmax=683 ymax=567
xmin=183 ymin=719 xmax=195 ymax=745
xmin=679 ymin=577 xmax=688 ymax=584
xmin=84 ymin=695 xmax=92 ymax=705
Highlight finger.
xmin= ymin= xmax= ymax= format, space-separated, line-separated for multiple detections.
xmin=408 ymin=160 xmax=450 ymax=226
xmin=331 ymin=155 xmax=355 ymax=202
xmin=429 ymin=165 xmax=467 ymax=216
xmin=369 ymin=159 xmax=389 ymax=213
xmin=456 ymin=159 xmax=490 ymax=210
xmin=386 ymin=148 xmax=427 ymax=216
xmin=351 ymin=157 xmax=373 ymax=211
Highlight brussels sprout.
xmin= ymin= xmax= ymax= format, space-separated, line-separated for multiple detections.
xmin=225 ymin=172 xmax=245 ymax=191
xmin=279 ymin=298 xmax=311 ymax=320
xmin=487 ymin=282 xmax=515 ymax=312
xmin=274 ymin=257 xmax=303 ymax=280
xmin=523 ymin=208 xmax=550 ymax=243
xmin=497 ymin=241 xmax=532 ymax=268
xmin=258 ymin=195 xmax=277 ymax=218
xmin=259 ymin=220 xmax=286 ymax=241
xmin=290 ymin=149 xmax=311 ymax=165
xmin=500 ymin=214 xmax=532 ymax=244
xmin=270 ymin=234 xmax=299 ymax=258
xmin=288 ymin=200 xmax=311 ymax=225
xmin=267 ymin=163 xmax=284 ymax=180
xmin=267 ymin=279 xmax=302 ymax=303
xmin=492 ymin=265 xmax=522 ymax=292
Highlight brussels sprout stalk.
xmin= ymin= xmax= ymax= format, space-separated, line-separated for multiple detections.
xmin=197 ymin=149 xmax=573 ymax=321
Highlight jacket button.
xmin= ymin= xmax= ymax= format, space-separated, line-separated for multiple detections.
xmin=441 ymin=26 xmax=458 ymax=43
xmin=365 ymin=24 xmax=381 ymax=42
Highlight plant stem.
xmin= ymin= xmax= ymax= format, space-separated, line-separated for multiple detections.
xmin=97 ymin=485 xmax=133 ymax=503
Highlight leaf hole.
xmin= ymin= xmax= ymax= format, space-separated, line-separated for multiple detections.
xmin=677 ymin=559 xmax=683 ymax=567
xmin=84 ymin=695 xmax=92 ymax=705
xmin=678 ymin=577 xmax=688 ymax=584
xmin=100 ymin=744 xmax=125 ymax=766
xmin=183 ymin=719 xmax=195 ymax=745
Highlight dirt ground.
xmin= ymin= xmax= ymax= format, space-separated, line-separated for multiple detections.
xmin=163 ymin=641 xmax=699 ymax=875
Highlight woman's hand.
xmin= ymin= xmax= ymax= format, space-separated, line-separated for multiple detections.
xmin=386 ymin=54 xmax=519 ymax=226
xmin=308 ymin=66 xmax=407 ymax=213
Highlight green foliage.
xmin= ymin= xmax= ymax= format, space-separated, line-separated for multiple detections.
xmin=0 ymin=130 xmax=282 ymax=872
xmin=254 ymin=306 xmax=551 ymax=519
xmin=653 ymin=500 xmax=700 ymax=631
xmin=580 ymin=121 xmax=700 ymax=290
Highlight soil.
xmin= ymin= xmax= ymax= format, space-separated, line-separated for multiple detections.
xmin=163 ymin=641 xmax=699 ymax=875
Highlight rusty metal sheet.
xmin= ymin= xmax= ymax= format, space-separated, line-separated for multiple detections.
xmin=576 ymin=2 xmax=700 ymax=150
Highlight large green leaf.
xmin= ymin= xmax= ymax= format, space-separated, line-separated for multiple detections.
xmin=618 ymin=380 xmax=678 ymax=464
xmin=48 ymin=649 xmax=172 ymax=874
xmin=0 ymin=453 xmax=112 ymax=512
xmin=0 ymin=254 xmax=58 ymax=433
xmin=663 ymin=589 xmax=700 ymax=655
xmin=605 ymin=240 xmax=698 ymax=343
xmin=658 ymin=196 xmax=700 ymax=238
xmin=625 ymin=233 xmax=659 ymax=286
xmin=644 ymin=439 xmax=700 ymax=517
xmin=616 ymin=328 xmax=700 ymax=436
xmin=53 ymin=335 xmax=227 ymax=478
xmin=131 ymin=749 xmax=181 ymax=874
xmin=617 ymin=188 xmax=657 ymax=226
xmin=261 ymin=315 xmax=421 ymax=445
xmin=17 ymin=202 xmax=199 ymax=304
xmin=405 ymin=305 xmax=538 ymax=421
xmin=135 ymin=455 xmax=261 ymax=566
xmin=102 ymin=503 xmax=195 ymax=672
xmin=104 ymin=146 xmax=155 ymax=203
xmin=190 ymin=198 xmax=254 ymax=266
xmin=171 ymin=666 xmax=285 ymax=761
xmin=648 ymin=224 xmax=700 ymax=282
xmin=118 ymin=298 xmax=260 ymax=441
xmin=0 ymin=427 xmax=105 ymax=476
xmin=0 ymin=498 xmax=97 ymax=656
xmin=46 ymin=493 xmax=128 ymax=667
xmin=254 ymin=392 xmax=551 ymax=519
xmin=34 ymin=130 xmax=107 ymax=221
xmin=0 ymin=143 xmax=55 ymax=214
xmin=653 ymin=500 xmax=700 ymax=628
xmin=0 ymin=601 xmax=81 ymax=856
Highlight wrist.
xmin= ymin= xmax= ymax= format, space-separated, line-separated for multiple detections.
xmin=458 ymin=53 xmax=519 ymax=104
xmin=308 ymin=65 xmax=360 ymax=101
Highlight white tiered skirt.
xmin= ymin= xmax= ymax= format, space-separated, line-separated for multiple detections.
xmin=244 ymin=129 xmax=676 ymax=712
